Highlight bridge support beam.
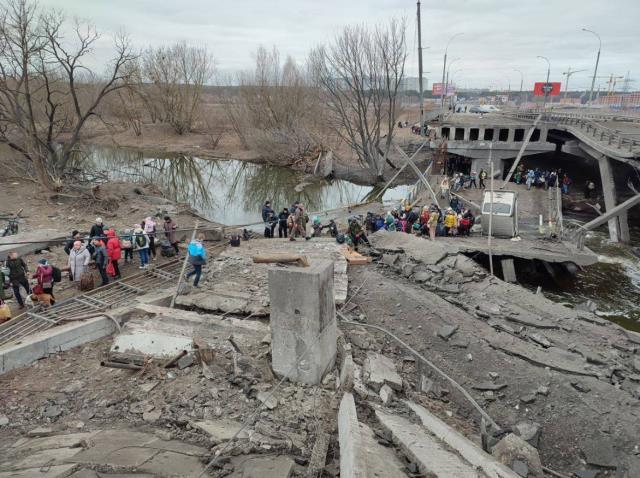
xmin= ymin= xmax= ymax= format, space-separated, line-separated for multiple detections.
xmin=598 ymin=156 xmax=630 ymax=243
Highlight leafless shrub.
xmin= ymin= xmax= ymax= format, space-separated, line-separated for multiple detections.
xmin=142 ymin=42 xmax=213 ymax=135
xmin=308 ymin=19 xmax=407 ymax=180
xmin=0 ymin=0 xmax=137 ymax=188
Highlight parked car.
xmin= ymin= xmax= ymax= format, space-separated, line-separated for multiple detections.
xmin=469 ymin=106 xmax=483 ymax=113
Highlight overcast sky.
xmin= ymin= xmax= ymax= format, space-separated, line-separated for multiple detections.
xmin=39 ymin=0 xmax=640 ymax=92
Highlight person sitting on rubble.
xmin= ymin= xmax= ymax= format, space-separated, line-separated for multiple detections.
xmin=384 ymin=211 xmax=396 ymax=232
xmin=186 ymin=233 xmax=206 ymax=287
xmin=347 ymin=218 xmax=370 ymax=251
xmin=311 ymin=216 xmax=324 ymax=237
xmin=443 ymin=208 xmax=458 ymax=235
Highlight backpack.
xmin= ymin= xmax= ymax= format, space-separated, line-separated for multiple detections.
xmin=230 ymin=234 xmax=241 ymax=247
xmin=121 ymin=239 xmax=132 ymax=249
xmin=52 ymin=266 xmax=62 ymax=283
xmin=135 ymin=234 xmax=146 ymax=248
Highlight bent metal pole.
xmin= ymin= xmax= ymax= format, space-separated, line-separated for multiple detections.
xmin=169 ymin=220 xmax=199 ymax=308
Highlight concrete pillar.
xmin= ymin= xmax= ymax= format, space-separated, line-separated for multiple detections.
xmin=463 ymin=127 xmax=470 ymax=141
xmin=501 ymin=258 xmax=517 ymax=283
xmin=268 ymin=260 xmax=337 ymax=384
xmin=540 ymin=128 xmax=548 ymax=143
xmin=507 ymin=128 xmax=515 ymax=143
xmin=598 ymin=156 xmax=630 ymax=243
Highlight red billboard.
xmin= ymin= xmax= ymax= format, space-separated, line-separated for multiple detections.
xmin=432 ymin=83 xmax=456 ymax=96
xmin=533 ymin=82 xmax=561 ymax=97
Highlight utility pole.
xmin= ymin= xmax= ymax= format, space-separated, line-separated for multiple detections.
xmin=514 ymin=69 xmax=524 ymax=105
xmin=582 ymin=28 xmax=601 ymax=105
xmin=417 ymin=1 xmax=425 ymax=135
xmin=537 ymin=56 xmax=551 ymax=110
xmin=441 ymin=33 xmax=463 ymax=111
xmin=562 ymin=67 xmax=587 ymax=99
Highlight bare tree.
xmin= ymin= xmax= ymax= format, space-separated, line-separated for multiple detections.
xmin=0 ymin=0 xmax=137 ymax=188
xmin=222 ymin=46 xmax=318 ymax=161
xmin=308 ymin=19 xmax=407 ymax=181
xmin=142 ymin=42 xmax=213 ymax=135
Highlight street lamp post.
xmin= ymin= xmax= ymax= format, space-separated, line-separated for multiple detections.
xmin=513 ymin=69 xmax=524 ymax=105
xmin=582 ymin=28 xmax=601 ymax=105
xmin=562 ymin=67 xmax=588 ymax=99
xmin=441 ymin=33 xmax=463 ymax=110
xmin=537 ymin=55 xmax=551 ymax=110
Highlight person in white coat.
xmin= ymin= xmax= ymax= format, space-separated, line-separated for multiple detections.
xmin=68 ymin=240 xmax=91 ymax=282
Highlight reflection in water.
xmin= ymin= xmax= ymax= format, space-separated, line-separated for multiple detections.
xmin=76 ymin=144 xmax=408 ymax=227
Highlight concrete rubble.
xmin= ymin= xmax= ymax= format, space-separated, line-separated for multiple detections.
xmin=2 ymin=232 xmax=639 ymax=478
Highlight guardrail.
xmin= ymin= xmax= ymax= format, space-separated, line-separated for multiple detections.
xmin=503 ymin=111 xmax=640 ymax=155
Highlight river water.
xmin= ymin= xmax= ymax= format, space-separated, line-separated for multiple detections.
xmin=77 ymin=145 xmax=640 ymax=331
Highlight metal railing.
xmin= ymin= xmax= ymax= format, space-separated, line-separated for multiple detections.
xmin=503 ymin=111 xmax=640 ymax=155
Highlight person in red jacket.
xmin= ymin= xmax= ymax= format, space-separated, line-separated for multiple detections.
xmin=35 ymin=259 xmax=55 ymax=297
xmin=105 ymin=229 xmax=122 ymax=279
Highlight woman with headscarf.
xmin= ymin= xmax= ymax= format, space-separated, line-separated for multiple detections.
xmin=143 ymin=216 xmax=157 ymax=260
xmin=68 ymin=240 xmax=91 ymax=283
xmin=35 ymin=258 xmax=55 ymax=297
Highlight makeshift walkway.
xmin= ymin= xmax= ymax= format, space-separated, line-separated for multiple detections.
xmin=0 ymin=244 xmax=225 ymax=348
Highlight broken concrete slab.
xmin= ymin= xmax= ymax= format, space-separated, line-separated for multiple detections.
xmin=375 ymin=408 xmax=480 ymax=477
xmin=0 ymin=316 xmax=117 ymax=375
xmin=139 ymin=450 xmax=206 ymax=477
xmin=0 ymin=464 xmax=77 ymax=478
xmin=1 ymin=447 xmax=81 ymax=472
xmin=405 ymin=401 xmax=520 ymax=478
xmin=580 ymin=438 xmax=617 ymax=469
xmin=363 ymin=352 xmax=402 ymax=392
xmin=10 ymin=432 xmax=96 ymax=454
xmin=491 ymin=434 xmax=543 ymax=477
xmin=257 ymin=391 xmax=278 ymax=410
xmin=514 ymin=422 xmax=541 ymax=448
xmin=437 ymin=324 xmax=459 ymax=341
xmin=229 ymin=455 xmax=295 ymax=478
xmin=192 ymin=419 xmax=247 ymax=444
xmin=338 ymin=393 xmax=368 ymax=478
xmin=359 ymin=422 xmax=407 ymax=478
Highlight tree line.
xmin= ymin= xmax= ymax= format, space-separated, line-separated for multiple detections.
xmin=0 ymin=0 xmax=408 ymax=190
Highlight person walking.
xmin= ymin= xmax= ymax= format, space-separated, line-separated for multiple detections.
xmin=143 ymin=216 xmax=158 ymax=261
xmin=35 ymin=258 xmax=55 ymax=297
xmin=93 ymin=239 xmax=109 ymax=286
xmin=163 ymin=216 xmax=179 ymax=256
xmin=278 ymin=208 xmax=290 ymax=238
xmin=290 ymin=203 xmax=309 ymax=241
xmin=562 ymin=174 xmax=572 ymax=194
xmin=427 ymin=208 xmax=439 ymax=241
xmin=479 ymin=169 xmax=487 ymax=188
xmin=68 ymin=241 xmax=91 ymax=284
xmin=440 ymin=176 xmax=450 ymax=203
xmin=468 ymin=170 xmax=478 ymax=189
xmin=5 ymin=252 xmax=30 ymax=309
xmin=186 ymin=233 xmax=206 ymax=287
xmin=261 ymin=201 xmax=276 ymax=238
xmin=121 ymin=229 xmax=134 ymax=264
xmin=133 ymin=226 xmax=150 ymax=269
xmin=526 ymin=170 xmax=535 ymax=190
xmin=89 ymin=218 xmax=105 ymax=241
xmin=105 ymin=229 xmax=122 ymax=279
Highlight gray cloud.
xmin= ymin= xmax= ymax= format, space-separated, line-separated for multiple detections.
xmin=39 ymin=0 xmax=640 ymax=90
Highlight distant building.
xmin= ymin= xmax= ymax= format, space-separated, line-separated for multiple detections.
xmin=400 ymin=77 xmax=427 ymax=92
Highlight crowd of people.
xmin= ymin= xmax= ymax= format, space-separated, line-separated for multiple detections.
xmin=261 ymin=200 xmax=311 ymax=241
xmin=0 ymin=214 xmax=209 ymax=313
xmin=364 ymin=200 xmax=475 ymax=241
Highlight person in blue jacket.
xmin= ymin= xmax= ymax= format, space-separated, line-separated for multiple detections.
xmin=186 ymin=233 xmax=206 ymax=287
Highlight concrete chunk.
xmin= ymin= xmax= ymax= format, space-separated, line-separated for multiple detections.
xmin=191 ymin=419 xmax=247 ymax=444
xmin=338 ymin=393 xmax=368 ymax=478
xmin=375 ymin=409 xmax=479 ymax=478
xmin=492 ymin=434 xmax=543 ymax=477
xmin=363 ymin=352 xmax=402 ymax=392
xmin=405 ymin=401 xmax=520 ymax=478
xmin=268 ymin=260 xmax=337 ymax=385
